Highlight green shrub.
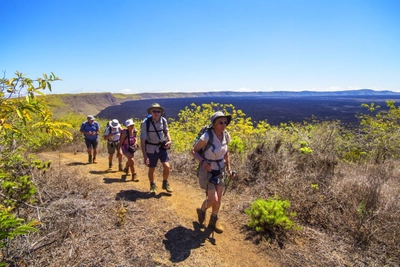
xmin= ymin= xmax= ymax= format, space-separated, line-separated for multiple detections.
xmin=245 ymin=196 xmax=299 ymax=233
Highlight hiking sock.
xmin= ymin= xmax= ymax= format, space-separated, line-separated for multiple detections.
xmin=88 ymin=155 xmax=92 ymax=163
xmin=109 ymin=162 xmax=112 ymax=169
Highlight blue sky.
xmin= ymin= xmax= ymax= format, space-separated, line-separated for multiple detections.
xmin=1 ymin=0 xmax=399 ymax=94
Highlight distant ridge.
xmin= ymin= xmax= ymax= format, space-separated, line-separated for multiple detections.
xmin=127 ymin=89 xmax=400 ymax=100
xmin=46 ymin=89 xmax=400 ymax=119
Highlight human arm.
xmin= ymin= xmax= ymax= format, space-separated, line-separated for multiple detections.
xmin=118 ymin=130 xmax=126 ymax=150
xmin=224 ymin=151 xmax=235 ymax=178
xmin=163 ymin=130 xmax=172 ymax=148
xmin=103 ymin=127 xmax=112 ymax=140
xmin=192 ymin=139 xmax=211 ymax=172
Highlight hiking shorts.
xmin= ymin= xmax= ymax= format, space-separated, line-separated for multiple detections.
xmin=147 ymin=148 xmax=169 ymax=168
xmin=197 ymin=166 xmax=225 ymax=191
xmin=85 ymin=138 xmax=98 ymax=149
xmin=107 ymin=142 xmax=120 ymax=154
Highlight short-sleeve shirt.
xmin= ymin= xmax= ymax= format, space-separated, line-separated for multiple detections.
xmin=200 ymin=129 xmax=230 ymax=171
xmin=140 ymin=117 xmax=168 ymax=154
xmin=104 ymin=126 xmax=122 ymax=142
xmin=80 ymin=121 xmax=99 ymax=140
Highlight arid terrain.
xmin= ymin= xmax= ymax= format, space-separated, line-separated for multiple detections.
xmin=36 ymin=150 xmax=280 ymax=266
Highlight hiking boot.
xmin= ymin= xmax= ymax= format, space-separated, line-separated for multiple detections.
xmin=88 ymin=155 xmax=92 ymax=164
xmin=197 ymin=208 xmax=206 ymax=228
xmin=162 ymin=181 xmax=173 ymax=193
xmin=150 ymin=183 xmax=157 ymax=195
xmin=108 ymin=162 xmax=113 ymax=170
xmin=93 ymin=157 xmax=97 ymax=164
xmin=118 ymin=163 xmax=124 ymax=172
xmin=208 ymin=214 xmax=224 ymax=233
xmin=124 ymin=168 xmax=130 ymax=175
xmin=131 ymin=173 xmax=138 ymax=182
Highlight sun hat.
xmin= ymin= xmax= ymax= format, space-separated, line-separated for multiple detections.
xmin=210 ymin=111 xmax=232 ymax=127
xmin=125 ymin=119 xmax=135 ymax=127
xmin=87 ymin=115 xmax=95 ymax=120
xmin=110 ymin=119 xmax=120 ymax=128
xmin=147 ymin=103 xmax=165 ymax=114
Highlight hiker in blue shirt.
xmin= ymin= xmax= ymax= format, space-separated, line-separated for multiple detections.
xmin=80 ymin=115 xmax=100 ymax=164
xmin=140 ymin=103 xmax=173 ymax=195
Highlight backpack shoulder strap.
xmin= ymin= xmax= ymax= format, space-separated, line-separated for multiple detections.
xmin=146 ymin=116 xmax=167 ymax=134
xmin=146 ymin=116 xmax=151 ymax=133
xmin=203 ymin=127 xmax=215 ymax=154
xmin=162 ymin=117 xmax=167 ymax=134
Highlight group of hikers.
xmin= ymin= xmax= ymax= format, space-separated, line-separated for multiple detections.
xmin=79 ymin=103 xmax=236 ymax=233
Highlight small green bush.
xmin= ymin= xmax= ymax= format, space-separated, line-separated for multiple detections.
xmin=245 ymin=196 xmax=299 ymax=233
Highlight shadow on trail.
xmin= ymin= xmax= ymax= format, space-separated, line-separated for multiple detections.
xmin=103 ymin=175 xmax=140 ymax=184
xmin=67 ymin=162 xmax=87 ymax=166
xmin=89 ymin=170 xmax=110 ymax=175
xmin=163 ymin=223 xmax=216 ymax=263
xmin=116 ymin=189 xmax=171 ymax=201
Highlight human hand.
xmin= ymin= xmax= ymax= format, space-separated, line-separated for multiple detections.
xmin=202 ymin=160 xmax=211 ymax=172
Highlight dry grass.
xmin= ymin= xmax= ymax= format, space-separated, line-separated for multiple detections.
xmin=2 ymin=143 xmax=399 ymax=266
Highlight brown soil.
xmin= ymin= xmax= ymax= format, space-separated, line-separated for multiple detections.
xmin=38 ymin=151 xmax=279 ymax=267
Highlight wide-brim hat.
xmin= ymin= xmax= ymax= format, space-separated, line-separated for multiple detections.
xmin=87 ymin=115 xmax=95 ymax=120
xmin=147 ymin=103 xmax=165 ymax=114
xmin=110 ymin=119 xmax=120 ymax=128
xmin=125 ymin=119 xmax=135 ymax=127
xmin=210 ymin=111 xmax=232 ymax=127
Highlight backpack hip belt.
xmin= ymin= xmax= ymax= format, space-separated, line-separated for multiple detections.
xmin=204 ymin=158 xmax=223 ymax=163
xmin=145 ymin=140 xmax=159 ymax=146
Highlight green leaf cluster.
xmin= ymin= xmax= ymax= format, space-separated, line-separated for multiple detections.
xmin=0 ymin=71 xmax=73 ymax=262
xmin=168 ymin=102 xmax=271 ymax=153
xmin=244 ymin=196 xmax=299 ymax=233
xmin=0 ymin=205 xmax=38 ymax=248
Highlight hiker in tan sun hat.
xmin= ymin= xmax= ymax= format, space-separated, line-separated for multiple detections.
xmin=192 ymin=111 xmax=236 ymax=233
xmin=140 ymin=103 xmax=173 ymax=195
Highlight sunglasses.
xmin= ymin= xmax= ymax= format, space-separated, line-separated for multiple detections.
xmin=152 ymin=110 xmax=161 ymax=114
xmin=218 ymin=121 xmax=228 ymax=125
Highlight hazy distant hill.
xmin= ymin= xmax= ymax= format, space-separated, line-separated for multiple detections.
xmin=47 ymin=89 xmax=400 ymax=124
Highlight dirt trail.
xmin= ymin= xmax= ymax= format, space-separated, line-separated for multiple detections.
xmin=39 ymin=151 xmax=278 ymax=267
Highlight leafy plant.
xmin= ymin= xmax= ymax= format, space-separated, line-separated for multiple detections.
xmin=245 ymin=196 xmax=299 ymax=233
xmin=357 ymin=101 xmax=400 ymax=163
xmin=0 ymin=71 xmax=73 ymax=262
xmin=168 ymin=102 xmax=271 ymax=153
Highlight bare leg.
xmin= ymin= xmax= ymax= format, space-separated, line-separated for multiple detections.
xmin=162 ymin=161 xmax=170 ymax=181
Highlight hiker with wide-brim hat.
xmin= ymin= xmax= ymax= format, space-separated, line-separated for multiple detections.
xmin=119 ymin=119 xmax=139 ymax=181
xmin=103 ymin=119 xmax=123 ymax=171
xmin=192 ymin=111 xmax=235 ymax=233
xmin=146 ymin=103 xmax=165 ymax=115
xmin=140 ymin=103 xmax=173 ymax=194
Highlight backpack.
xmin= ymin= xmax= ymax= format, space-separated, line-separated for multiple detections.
xmin=105 ymin=123 xmax=122 ymax=142
xmin=194 ymin=126 xmax=229 ymax=162
xmin=145 ymin=115 xmax=167 ymax=135
xmin=194 ymin=126 xmax=213 ymax=158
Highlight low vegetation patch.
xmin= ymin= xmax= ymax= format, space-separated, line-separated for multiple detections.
xmin=0 ymin=72 xmax=399 ymax=266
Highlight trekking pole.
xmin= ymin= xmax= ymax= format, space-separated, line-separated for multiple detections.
xmin=223 ymin=171 xmax=236 ymax=196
